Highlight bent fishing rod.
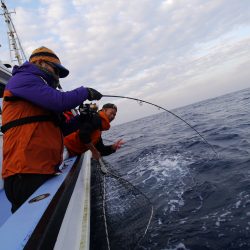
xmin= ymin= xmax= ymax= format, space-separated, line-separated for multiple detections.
xmin=102 ymin=94 xmax=218 ymax=156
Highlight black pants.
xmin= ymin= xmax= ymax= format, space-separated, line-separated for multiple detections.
xmin=4 ymin=174 xmax=54 ymax=213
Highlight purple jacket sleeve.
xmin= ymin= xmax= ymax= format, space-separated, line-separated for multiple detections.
xmin=7 ymin=72 xmax=89 ymax=112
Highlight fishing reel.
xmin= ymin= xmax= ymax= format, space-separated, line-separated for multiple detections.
xmin=79 ymin=103 xmax=98 ymax=121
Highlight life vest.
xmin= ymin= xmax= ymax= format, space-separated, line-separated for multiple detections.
xmin=1 ymin=90 xmax=63 ymax=178
xmin=64 ymin=110 xmax=110 ymax=156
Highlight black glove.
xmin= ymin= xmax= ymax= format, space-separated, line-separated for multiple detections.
xmin=87 ymin=88 xmax=102 ymax=101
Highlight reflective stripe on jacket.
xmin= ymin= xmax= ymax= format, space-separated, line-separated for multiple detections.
xmin=2 ymin=90 xmax=63 ymax=178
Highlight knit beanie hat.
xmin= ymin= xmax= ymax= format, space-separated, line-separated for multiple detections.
xmin=29 ymin=46 xmax=69 ymax=78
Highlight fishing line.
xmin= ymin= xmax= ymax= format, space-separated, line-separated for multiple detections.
xmin=97 ymin=158 xmax=154 ymax=249
xmin=102 ymin=93 xmax=217 ymax=205
xmin=102 ymin=95 xmax=217 ymax=216
xmin=103 ymin=94 xmax=218 ymax=157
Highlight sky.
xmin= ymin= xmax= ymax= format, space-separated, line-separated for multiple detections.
xmin=0 ymin=0 xmax=250 ymax=125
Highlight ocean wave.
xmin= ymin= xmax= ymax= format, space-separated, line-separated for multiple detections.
xmin=103 ymin=88 xmax=250 ymax=249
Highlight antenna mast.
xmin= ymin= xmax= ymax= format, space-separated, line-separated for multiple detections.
xmin=0 ymin=0 xmax=27 ymax=65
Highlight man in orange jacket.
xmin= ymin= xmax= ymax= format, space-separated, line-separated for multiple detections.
xmin=2 ymin=46 xmax=102 ymax=213
xmin=64 ymin=103 xmax=124 ymax=159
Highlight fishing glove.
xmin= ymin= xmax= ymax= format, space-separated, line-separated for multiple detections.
xmin=87 ymin=88 xmax=102 ymax=101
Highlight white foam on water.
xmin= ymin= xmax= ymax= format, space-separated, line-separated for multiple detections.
xmin=158 ymin=218 xmax=163 ymax=225
xmin=130 ymin=150 xmax=195 ymax=213
xmin=162 ymin=242 xmax=190 ymax=250
xmin=235 ymin=200 xmax=242 ymax=208
xmin=136 ymin=152 xmax=191 ymax=181
xmin=220 ymin=211 xmax=231 ymax=217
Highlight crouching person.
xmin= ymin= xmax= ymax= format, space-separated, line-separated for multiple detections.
xmin=64 ymin=103 xmax=124 ymax=160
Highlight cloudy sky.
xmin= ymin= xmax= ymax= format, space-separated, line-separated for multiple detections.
xmin=0 ymin=0 xmax=250 ymax=124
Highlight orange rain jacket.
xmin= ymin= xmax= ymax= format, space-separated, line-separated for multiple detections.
xmin=2 ymin=90 xmax=63 ymax=178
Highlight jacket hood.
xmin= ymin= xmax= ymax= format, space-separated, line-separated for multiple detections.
xmin=12 ymin=61 xmax=53 ymax=84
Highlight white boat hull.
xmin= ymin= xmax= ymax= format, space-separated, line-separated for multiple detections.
xmin=0 ymin=152 xmax=92 ymax=250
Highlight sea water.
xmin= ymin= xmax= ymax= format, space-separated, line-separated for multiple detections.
xmin=102 ymin=88 xmax=250 ymax=250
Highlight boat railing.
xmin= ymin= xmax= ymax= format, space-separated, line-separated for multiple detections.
xmin=0 ymin=151 xmax=92 ymax=250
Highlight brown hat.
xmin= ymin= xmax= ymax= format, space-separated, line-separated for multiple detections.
xmin=29 ymin=46 xmax=69 ymax=78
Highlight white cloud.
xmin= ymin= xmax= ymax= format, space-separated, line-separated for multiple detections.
xmin=0 ymin=0 xmax=250 ymax=123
